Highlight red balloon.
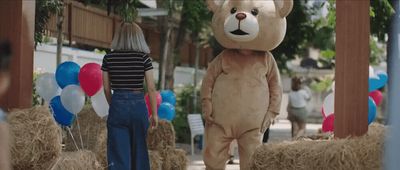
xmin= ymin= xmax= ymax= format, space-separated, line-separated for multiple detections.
xmin=145 ymin=92 xmax=162 ymax=117
xmin=78 ymin=63 xmax=102 ymax=96
xmin=322 ymin=114 xmax=335 ymax=133
xmin=369 ymin=90 xmax=383 ymax=106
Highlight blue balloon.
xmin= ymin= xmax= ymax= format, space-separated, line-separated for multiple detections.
xmin=50 ymin=96 xmax=75 ymax=126
xmin=160 ymin=90 xmax=176 ymax=106
xmin=377 ymin=72 xmax=388 ymax=85
xmin=56 ymin=61 xmax=80 ymax=89
xmin=369 ymin=72 xmax=388 ymax=92
xmin=368 ymin=97 xmax=377 ymax=125
xmin=158 ymin=102 xmax=175 ymax=121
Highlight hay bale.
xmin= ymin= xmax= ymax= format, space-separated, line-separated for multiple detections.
xmin=159 ymin=148 xmax=188 ymax=170
xmin=64 ymin=106 xmax=106 ymax=151
xmin=94 ymin=128 xmax=107 ymax=168
xmin=95 ymin=134 xmax=165 ymax=170
xmin=296 ymin=133 xmax=333 ymax=141
xmin=94 ymin=120 xmax=181 ymax=169
xmin=147 ymin=120 xmax=176 ymax=150
xmin=250 ymin=124 xmax=385 ymax=170
xmin=50 ymin=150 xmax=102 ymax=170
xmin=149 ymin=150 xmax=163 ymax=170
xmin=9 ymin=106 xmax=62 ymax=170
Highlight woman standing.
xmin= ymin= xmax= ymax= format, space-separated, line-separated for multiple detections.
xmin=287 ymin=77 xmax=311 ymax=139
xmin=101 ymin=22 xmax=158 ymax=170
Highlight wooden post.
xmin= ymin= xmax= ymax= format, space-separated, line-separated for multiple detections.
xmin=335 ymin=0 xmax=370 ymax=138
xmin=384 ymin=1 xmax=400 ymax=169
xmin=0 ymin=0 xmax=35 ymax=109
xmin=68 ymin=2 xmax=72 ymax=46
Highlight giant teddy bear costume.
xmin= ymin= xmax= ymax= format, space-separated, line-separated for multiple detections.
xmin=201 ymin=0 xmax=293 ymax=169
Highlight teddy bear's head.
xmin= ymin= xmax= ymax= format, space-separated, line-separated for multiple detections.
xmin=207 ymin=0 xmax=293 ymax=51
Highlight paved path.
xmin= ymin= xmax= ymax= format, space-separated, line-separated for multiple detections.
xmin=187 ymin=120 xmax=321 ymax=170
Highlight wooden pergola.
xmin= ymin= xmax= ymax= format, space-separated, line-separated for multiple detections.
xmin=0 ymin=0 xmax=370 ymax=138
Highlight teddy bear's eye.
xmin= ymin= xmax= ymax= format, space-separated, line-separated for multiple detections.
xmin=251 ymin=8 xmax=259 ymax=16
xmin=230 ymin=7 xmax=237 ymax=14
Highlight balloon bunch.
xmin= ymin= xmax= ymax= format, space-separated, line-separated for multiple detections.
xmin=145 ymin=90 xmax=176 ymax=121
xmin=321 ymin=67 xmax=388 ymax=133
xmin=36 ymin=62 xmax=108 ymax=127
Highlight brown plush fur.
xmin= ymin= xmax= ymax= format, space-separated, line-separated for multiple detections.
xmin=201 ymin=1 xmax=292 ymax=169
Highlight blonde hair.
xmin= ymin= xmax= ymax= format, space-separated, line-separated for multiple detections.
xmin=111 ymin=22 xmax=150 ymax=53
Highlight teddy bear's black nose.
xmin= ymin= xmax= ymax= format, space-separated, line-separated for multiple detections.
xmin=235 ymin=13 xmax=247 ymax=21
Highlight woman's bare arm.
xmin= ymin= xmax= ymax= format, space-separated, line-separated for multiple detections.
xmin=145 ymin=70 xmax=158 ymax=128
xmin=102 ymin=71 xmax=112 ymax=105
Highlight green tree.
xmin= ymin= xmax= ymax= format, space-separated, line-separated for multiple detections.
xmin=272 ymin=0 xmax=316 ymax=73
xmin=157 ymin=0 xmax=212 ymax=90
xmin=79 ymin=0 xmax=140 ymax=22
xmin=317 ymin=0 xmax=394 ymax=65
xmin=371 ymin=0 xmax=395 ymax=41
xmin=34 ymin=0 xmax=63 ymax=46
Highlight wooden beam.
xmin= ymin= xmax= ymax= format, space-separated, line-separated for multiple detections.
xmin=0 ymin=0 xmax=35 ymax=109
xmin=335 ymin=0 xmax=370 ymax=138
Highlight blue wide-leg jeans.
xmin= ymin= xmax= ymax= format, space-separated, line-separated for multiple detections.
xmin=107 ymin=90 xmax=150 ymax=170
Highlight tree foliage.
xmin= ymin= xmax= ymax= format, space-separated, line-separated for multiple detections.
xmin=272 ymin=0 xmax=316 ymax=72
xmin=34 ymin=0 xmax=63 ymax=46
xmin=79 ymin=0 xmax=140 ymax=22
xmin=318 ymin=0 xmax=395 ymax=65
xmin=180 ymin=1 xmax=212 ymax=39
xmin=371 ymin=0 xmax=395 ymax=41
xmin=322 ymin=0 xmax=394 ymax=41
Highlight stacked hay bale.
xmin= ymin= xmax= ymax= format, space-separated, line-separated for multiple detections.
xmin=250 ymin=123 xmax=385 ymax=170
xmin=8 ymin=107 xmax=62 ymax=170
xmin=94 ymin=128 xmax=107 ymax=168
xmin=94 ymin=120 xmax=186 ymax=170
xmin=64 ymin=106 xmax=107 ymax=151
xmin=59 ymin=107 xmax=186 ymax=170
xmin=8 ymin=106 xmax=103 ymax=170
xmin=147 ymin=120 xmax=188 ymax=170
xmin=149 ymin=150 xmax=163 ymax=170
xmin=50 ymin=150 xmax=102 ymax=170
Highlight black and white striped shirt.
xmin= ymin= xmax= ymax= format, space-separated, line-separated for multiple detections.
xmin=101 ymin=51 xmax=153 ymax=91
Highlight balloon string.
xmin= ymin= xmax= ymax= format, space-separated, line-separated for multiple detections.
xmin=76 ymin=114 xmax=85 ymax=150
xmin=67 ymin=127 xmax=80 ymax=151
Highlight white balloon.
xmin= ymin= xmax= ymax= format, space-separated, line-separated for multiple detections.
xmin=91 ymin=89 xmax=109 ymax=118
xmin=36 ymin=73 xmax=61 ymax=102
xmin=323 ymin=93 xmax=335 ymax=117
xmin=61 ymin=85 xmax=85 ymax=114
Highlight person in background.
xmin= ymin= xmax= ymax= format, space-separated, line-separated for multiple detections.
xmin=0 ymin=41 xmax=12 ymax=170
xmin=227 ymin=140 xmax=237 ymax=164
xmin=287 ymin=77 xmax=311 ymax=139
xmin=102 ymin=22 xmax=158 ymax=170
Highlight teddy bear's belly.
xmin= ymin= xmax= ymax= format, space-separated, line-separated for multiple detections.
xmin=212 ymin=74 xmax=270 ymax=132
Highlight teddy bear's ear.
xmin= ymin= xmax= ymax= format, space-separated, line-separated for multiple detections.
xmin=206 ymin=0 xmax=224 ymax=12
xmin=274 ymin=0 xmax=294 ymax=18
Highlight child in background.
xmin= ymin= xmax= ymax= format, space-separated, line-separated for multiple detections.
xmin=287 ymin=77 xmax=311 ymax=139
xmin=0 ymin=41 xmax=12 ymax=170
